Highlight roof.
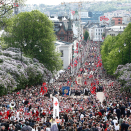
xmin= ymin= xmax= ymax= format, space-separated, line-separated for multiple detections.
xmin=55 ymin=41 xmax=73 ymax=46
xmin=106 ymin=25 xmax=127 ymax=32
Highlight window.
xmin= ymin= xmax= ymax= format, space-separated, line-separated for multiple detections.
xmin=99 ymin=29 xmax=100 ymax=31
xmin=96 ymin=29 xmax=97 ymax=31
xmin=118 ymin=22 xmax=121 ymax=24
xmin=101 ymin=29 xmax=102 ymax=31
xmin=61 ymin=31 xmax=64 ymax=34
xmin=118 ymin=19 xmax=121 ymax=21
xmin=99 ymin=33 xmax=100 ymax=35
xmin=60 ymin=50 xmax=63 ymax=57
xmin=60 ymin=37 xmax=64 ymax=40
xmin=96 ymin=33 xmax=97 ymax=35
xmin=101 ymin=33 xmax=102 ymax=35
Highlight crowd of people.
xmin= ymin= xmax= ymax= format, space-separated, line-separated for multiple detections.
xmin=0 ymin=41 xmax=131 ymax=131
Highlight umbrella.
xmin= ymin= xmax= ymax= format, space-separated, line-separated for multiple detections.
xmin=59 ymin=70 xmax=65 ymax=73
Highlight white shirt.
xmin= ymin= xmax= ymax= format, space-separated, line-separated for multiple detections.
xmin=113 ymin=119 xmax=118 ymax=126
xmin=115 ymin=124 xmax=119 ymax=131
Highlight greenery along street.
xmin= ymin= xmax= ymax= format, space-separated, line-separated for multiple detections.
xmin=101 ymin=23 xmax=131 ymax=91
xmin=0 ymin=3 xmax=63 ymax=95
xmin=2 ymin=10 xmax=62 ymax=73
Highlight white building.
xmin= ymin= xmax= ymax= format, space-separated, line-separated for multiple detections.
xmin=55 ymin=41 xmax=73 ymax=69
xmin=86 ymin=24 xmax=104 ymax=41
xmin=93 ymin=27 xmax=104 ymax=41
xmin=105 ymin=25 xmax=127 ymax=37
xmin=122 ymin=16 xmax=131 ymax=24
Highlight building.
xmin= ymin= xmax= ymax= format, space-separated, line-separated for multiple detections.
xmin=81 ymin=11 xmax=104 ymax=23
xmin=93 ymin=27 xmax=104 ymax=41
xmin=84 ymin=23 xmax=104 ymax=41
xmin=55 ymin=41 xmax=73 ymax=69
xmin=49 ymin=16 xmax=74 ymax=43
xmin=105 ymin=25 xmax=127 ymax=37
xmin=122 ymin=16 xmax=131 ymax=24
xmin=103 ymin=10 xmax=131 ymax=26
xmin=111 ymin=17 xmax=122 ymax=25
xmin=56 ymin=19 xmax=74 ymax=43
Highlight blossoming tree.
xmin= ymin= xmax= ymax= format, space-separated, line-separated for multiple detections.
xmin=114 ymin=63 xmax=131 ymax=92
xmin=0 ymin=47 xmax=52 ymax=95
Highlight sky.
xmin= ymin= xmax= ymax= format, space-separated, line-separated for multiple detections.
xmin=25 ymin=0 xmax=112 ymax=5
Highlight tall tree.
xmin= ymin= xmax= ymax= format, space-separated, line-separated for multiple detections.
xmin=84 ymin=30 xmax=89 ymax=41
xmin=3 ymin=10 xmax=62 ymax=73
xmin=101 ymin=23 xmax=131 ymax=75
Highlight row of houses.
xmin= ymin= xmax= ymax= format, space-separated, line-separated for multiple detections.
xmin=84 ymin=23 xmax=127 ymax=42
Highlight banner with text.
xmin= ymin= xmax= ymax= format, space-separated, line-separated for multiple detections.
xmin=53 ymin=97 xmax=59 ymax=119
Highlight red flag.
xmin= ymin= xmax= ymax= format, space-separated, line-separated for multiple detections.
xmin=89 ymin=74 xmax=93 ymax=78
xmin=17 ymin=92 xmax=20 ymax=95
xmin=43 ymin=82 xmax=46 ymax=86
xmin=40 ymin=86 xmax=47 ymax=95
xmin=91 ymin=86 xmax=96 ymax=94
xmin=84 ymin=81 xmax=87 ymax=85
xmin=91 ymin=82 xmax=95 ymax=87
xmin=80 ymin=68 xmax=83 ymax=71
xmin=71 ymin=10 xmax=75 ymax=15
xmin=75 ymin=80 xmax=77 ymax=84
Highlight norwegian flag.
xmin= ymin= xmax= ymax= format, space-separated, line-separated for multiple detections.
xmin=84 ymin=80 xmax=87 ymax=85
xmin=91 ymin=86 xmax=96 ymax=94
xmin=74 ymin=60 xmax=78 ymax=67
xmin=40 ymin=82 xmax=47 ymax=95
xmin=85 ymin=62 xmax=88 ymax=66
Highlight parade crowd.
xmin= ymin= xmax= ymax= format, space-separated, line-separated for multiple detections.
xmin=0 ymin=41 xmax=131 ymax=131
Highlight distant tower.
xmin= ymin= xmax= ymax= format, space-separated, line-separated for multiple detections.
xmin=14 ymin=2 xmax=19 ymax=15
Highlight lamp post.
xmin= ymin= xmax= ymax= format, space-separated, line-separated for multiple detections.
xmin=118 ymin=43 xmax=126 ymax=64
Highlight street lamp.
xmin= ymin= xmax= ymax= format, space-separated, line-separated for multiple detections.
xmin=20 ymin=41 xmax=27 ymax=63
xmin=118 ymin=43 xmax=126 ymax=64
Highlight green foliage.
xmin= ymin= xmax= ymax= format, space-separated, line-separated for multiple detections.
xmin=3 ymin=10 xmax=62 ymax=73
xmin=87 ymin=1 xmax=130 ymax=12
xmin=102 ymin=33 xmax=105 ymax=38
xmin=0 ymin=0 xmax=26 ymax=18
xmin=101 ymin=23 xmax=131 ymax=75
xmin=0 ymin=36 xmax=8 ymax=49
xmin=84 ymin=30 xmax=89 ymax=41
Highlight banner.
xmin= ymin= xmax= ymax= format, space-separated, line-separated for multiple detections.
xmin=62 ymin=86 xmax=70 ymax=96
xmin=77 ymin=76 xmax=82 ymax=85
xmin=53 ymin=97 xmax=59 ymax=119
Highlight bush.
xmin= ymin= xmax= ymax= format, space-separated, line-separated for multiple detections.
xmin=0 ymin=47 xmax=52 ymax=96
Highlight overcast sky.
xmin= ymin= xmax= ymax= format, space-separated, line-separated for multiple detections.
xmin=25 ymin=0 xmax=112 ymax=5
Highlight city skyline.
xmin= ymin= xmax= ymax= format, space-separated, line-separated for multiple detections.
xmin=25 ymin=0 xmax=113 ymax=5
